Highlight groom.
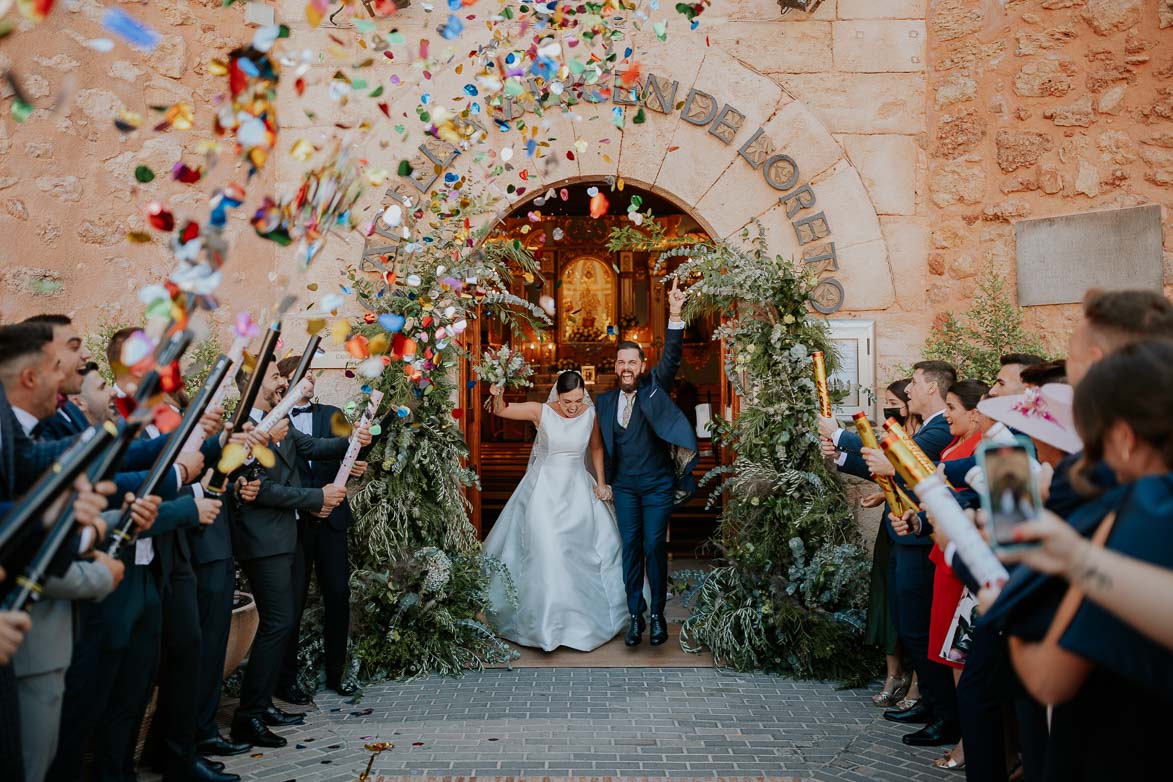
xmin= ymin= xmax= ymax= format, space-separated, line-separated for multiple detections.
xmin=596 ymin=279 xmax=698 ymax=647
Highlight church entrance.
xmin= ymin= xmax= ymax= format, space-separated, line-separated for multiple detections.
xmin=460 ymin=180 xmax=727 ymax=557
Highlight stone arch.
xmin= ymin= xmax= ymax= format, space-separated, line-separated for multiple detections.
xmin=357 ymin=36 xmax=896 ymax=315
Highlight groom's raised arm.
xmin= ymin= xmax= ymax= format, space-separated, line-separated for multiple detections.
xmin=651 ymin=324 xmax=684 ymax=390
xmin=650 ymin=278 xmax=687 ymax=390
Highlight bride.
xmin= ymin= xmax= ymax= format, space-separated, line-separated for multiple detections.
xmin=483 ymin=370 xmax=628 ymax=651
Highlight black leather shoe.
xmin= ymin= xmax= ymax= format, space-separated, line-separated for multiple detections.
xmin=202 ymin=759 xmax=226 ymax=773
xmin=883 ymin=701 xmax=932 ymax=724
xmin=261 ymin=705 xmax=305 ymax=727
xmin=625 ymin=614 xmax=644 ymax=647
xmin=649 ymin=614 xmax=669 ymax=646
xmin=230 ymin=717 xmax=286 ymax=748
xmin=326 ymin=679 xmax=359 ymax=696
xmin=196 ymin=736 xmax=252 ymax=757
xmin=178 ymin=756 xmax=240 ymax=782
xmin=274 ymin=684 xmax=311 ymax=705
xmin=902 ymin=719 xmax=961 ymax=747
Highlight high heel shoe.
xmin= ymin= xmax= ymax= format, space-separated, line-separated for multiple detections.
xmin=871 ymin=672 xmax=910 ymax=707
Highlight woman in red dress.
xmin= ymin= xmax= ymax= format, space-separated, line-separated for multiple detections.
xmin=928 ymin=379 xmax=991 ymax=771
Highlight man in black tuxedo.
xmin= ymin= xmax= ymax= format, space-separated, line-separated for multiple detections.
xmin=594 ymin=279 xmax=697 ymax=648
xmin=273 ymin=357 xmax=364 ymax=703
xmin=229 ymin=361 xmax=367 ymax=748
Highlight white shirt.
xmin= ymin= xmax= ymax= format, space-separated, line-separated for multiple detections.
xmin=11 ymin=406 xmax=40 ymax=437
xmin=615 ymin=321 xmax=685 ymax=426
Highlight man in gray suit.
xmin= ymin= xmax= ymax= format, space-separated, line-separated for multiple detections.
xmin=229 ymin=362 xmax=369 ymax=748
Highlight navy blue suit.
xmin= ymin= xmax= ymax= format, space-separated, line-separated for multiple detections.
xmin=838 ymin=412 xmax=956 ymax=725
xmin=33 ymin=401 xmax=89 ymax=441
xmin=596 ymin=327 xmax=698 ymax=617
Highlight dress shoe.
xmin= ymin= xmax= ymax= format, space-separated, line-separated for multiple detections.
xmin=196 ymin=735 xmax=251 ymax=757
xmin=883 ymin=700 xmax=932 ymax=724
xmin=170 ymin=756 xmax=240 ymax=782
xmin=649 ymin=614 xmax=669 ymax=646
xmin=326 ymin=679 xmax=359 ymax=696
xmin=901 ymin=719 xmax=961 ymax=747
xmin=230 ymin=717 xmax=287 ymax=749
xmin=261 ymin=705 xmax=305 ymax=727
xmin=625 ymin=614 xmax=645 ymax=647
xmin=203 ymin=759 xmax=226 ymax=773
xmin=274 ymin=684 xmax=311 ymax=705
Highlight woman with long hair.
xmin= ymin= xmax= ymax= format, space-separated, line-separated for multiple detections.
xmin=925 ymin=379 xmax=991 ymax=770
xmin=1001 ymin=340 xmax=1173 ymax=781
xmin=864 ymin=380 xmax=921 ymax=708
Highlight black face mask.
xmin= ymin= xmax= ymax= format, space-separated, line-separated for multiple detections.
xmin=883 ymin=407 xmax=906 ymax=425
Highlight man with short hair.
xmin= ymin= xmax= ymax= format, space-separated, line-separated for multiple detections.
xmin=23 ymin=315 xmax=93 ymax=440
xmin=71 ymin=362 xmax=114 ymax=426
xmin=856 ymin=360 xmax=960 ymax=747
xmin=230 ymin=360 xmax=364 ymax=748
xmin=0 ymin=322 xmax=126 ymax=782
xmin=273 ymin=356 xmax=364 ymax=703
xmin=989 ymin=353 xmax=1043 ymax=398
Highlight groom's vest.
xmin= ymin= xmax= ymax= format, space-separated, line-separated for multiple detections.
xmin=611 ymin=395 xmax=674 ymax=489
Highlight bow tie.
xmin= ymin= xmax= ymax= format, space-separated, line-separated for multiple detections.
xmin=290 ymin=405 xmax=313 ymax=416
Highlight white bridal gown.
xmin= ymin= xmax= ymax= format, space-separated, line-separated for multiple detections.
xmin=484 ymin=404 xmax=629 ymax=651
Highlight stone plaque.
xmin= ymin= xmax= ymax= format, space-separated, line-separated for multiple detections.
xmin=1016 ymin=204 xmax=1163 ymax=306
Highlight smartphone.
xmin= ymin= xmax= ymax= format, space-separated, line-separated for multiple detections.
xmin=976 ymin=437 xmax=1043 ymax=550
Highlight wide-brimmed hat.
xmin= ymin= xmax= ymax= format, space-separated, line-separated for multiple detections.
xmin=977 ymin=383 xmax=1083 ymax=454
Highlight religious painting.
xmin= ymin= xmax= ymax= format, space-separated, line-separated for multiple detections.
xmin=581 ymin=365 xmax=596 ymax=384
xmin=619 ymin=252 xmax=633 ymax=273
xmin=559 ymin=255 xmax=617 ymax=343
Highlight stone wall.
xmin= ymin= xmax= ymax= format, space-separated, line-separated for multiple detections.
xmin=924 ymin=0 xmax=1173 ymax=355
xmin=1 ymin=0 xmax=1169 ymax=383
xmin=0 ymin=1 xmax=276 ymax=332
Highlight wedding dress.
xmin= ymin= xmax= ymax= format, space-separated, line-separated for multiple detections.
xmin=484 ymin=404 xmax=629 ymax=651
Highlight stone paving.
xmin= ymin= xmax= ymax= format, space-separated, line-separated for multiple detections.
xmin=212 ymin=668 xmax=947 ymax=782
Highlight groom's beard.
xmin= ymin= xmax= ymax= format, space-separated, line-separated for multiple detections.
xmin=618 ymin=371 xmax=639 ymax=392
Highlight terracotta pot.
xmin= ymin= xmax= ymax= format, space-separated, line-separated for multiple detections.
xmin=224 ymin=591 xmax=260 ymax=677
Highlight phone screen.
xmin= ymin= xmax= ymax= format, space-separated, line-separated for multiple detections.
xmin=981 ymin=444 xmax=1041 ymax=546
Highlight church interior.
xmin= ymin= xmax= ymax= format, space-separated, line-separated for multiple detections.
xmin=468 ymin=183 xmax=726 ymax=554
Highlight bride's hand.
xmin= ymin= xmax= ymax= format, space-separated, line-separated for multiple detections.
xmin=594 ymin=484 xmax=613 ymax=502
xmin=489 ymin=384 xmax=504 ymax=396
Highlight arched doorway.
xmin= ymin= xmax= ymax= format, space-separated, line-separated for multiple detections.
xmin=461 ymin=180 xmax=726 ymax=554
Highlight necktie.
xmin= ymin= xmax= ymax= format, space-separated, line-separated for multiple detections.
xmin=621 ymin=391 xmax=636 ymax=429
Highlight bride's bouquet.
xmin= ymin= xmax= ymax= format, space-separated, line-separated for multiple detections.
xmin=475 ymin=345 xmax=534 ymax=409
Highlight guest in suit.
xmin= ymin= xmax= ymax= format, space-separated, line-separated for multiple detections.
xmin=594 ymin=278 xmax=697 ymax=648
xmin=47 ymin=328 xmax=226 ymax=782
xmin=844 ymin=361 xmax=959 ymax=746
xmin=22 ymin=315 xmax=93 ymax=441
xmin=70 ymin=361 xmax=115 ymax=427
xmin=229 ymin=361 xmax=365 ymax=748
xmin=274 ymin=357 xmax=363 ymax=703
xmin=190 ymin=482 xmax=253 ymax=759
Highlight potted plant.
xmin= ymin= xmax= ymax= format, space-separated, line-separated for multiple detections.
xmin=225 ymin=590 xmax=259 ymax=677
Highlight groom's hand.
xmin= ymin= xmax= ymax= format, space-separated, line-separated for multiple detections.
xmin=668 ymin=277 xmax=685 ymax=321
xmin=594 ymin=484 xmax=613 ymax=502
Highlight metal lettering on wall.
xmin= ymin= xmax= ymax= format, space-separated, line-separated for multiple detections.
xmin=363 ymin=71 xmax=847 ymax=314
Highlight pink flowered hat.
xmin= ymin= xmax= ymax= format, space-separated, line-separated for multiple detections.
xmin=977 ymin=383 xmax=1083 ymax=454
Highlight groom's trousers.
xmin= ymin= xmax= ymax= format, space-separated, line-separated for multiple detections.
xmin=613 ymin=476 xmax=675 ymax=617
